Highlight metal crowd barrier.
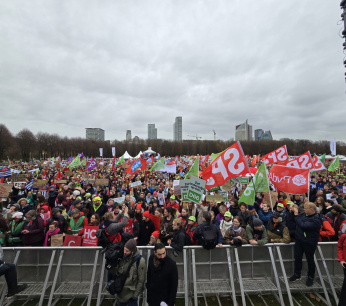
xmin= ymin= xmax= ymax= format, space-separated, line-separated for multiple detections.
xmin=0 ymin=242 xmax=343 ymax=306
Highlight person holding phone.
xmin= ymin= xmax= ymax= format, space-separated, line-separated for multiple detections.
xmin=337 ymin=225 xmax=346 ymax=305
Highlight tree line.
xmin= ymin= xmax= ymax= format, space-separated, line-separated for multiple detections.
xmin=0 ymin=124 xmax=344 ymax=161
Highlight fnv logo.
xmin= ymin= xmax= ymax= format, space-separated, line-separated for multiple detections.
xmin=292 ymin=175 xmax=306 ymax=186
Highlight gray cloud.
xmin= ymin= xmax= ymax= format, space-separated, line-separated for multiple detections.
xmin=0 ymin=0 xmax=345 ymax=143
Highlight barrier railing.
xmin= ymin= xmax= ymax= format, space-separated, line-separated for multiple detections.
xmin=0 ymin=242 xmax=342 ymax=306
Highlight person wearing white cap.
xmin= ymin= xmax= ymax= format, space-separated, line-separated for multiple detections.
xmin=6 ymin=212 xmax=24 ymax=246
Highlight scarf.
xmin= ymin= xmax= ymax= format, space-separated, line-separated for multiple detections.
xmin=44 ymin=228 xmax=60 ymax=246
xmin=229 ymin=224 xmax=242 ymax=234
xmin=93 ymin=203 xmax=102 ymax=212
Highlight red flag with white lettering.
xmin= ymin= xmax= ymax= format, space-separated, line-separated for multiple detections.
xmin=284 ymin=151 xmax=314 ymax=171
xmin=269 ymin=165 xmax=309 ymax=195
xmin=82 ymin=226 xmax=99 ymax=246
xmin=312 ymin=155 xmax=326 ymax=171
xmin=261 ymin=145 xmax=288 ymax=165
xmin=201 ymin=142 xmax=250 ymax=190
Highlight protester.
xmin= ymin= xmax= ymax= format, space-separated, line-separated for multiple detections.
xmin=325 ymin=204 xmax=346 ymax=241
xmin=160 ymin=206 xmax=174 ymax=245
xmin=44 ymin=221 xmax=61 ymax=246
xmin=21 ymin=210 xmax=45 ymax=246
xmin=220 ymin=211 xmax=233 ymax=237
xmin=185 ymin=216 xmax=198 ymax=245
xmin=223 ymin=216 xmax=248 ymax=246
xmin=138 ymin=211 xmax=155 ymax=246
xmin=337 ymin=225 xmax=346 ymax=306
xmin=267 ymin=212 xmax=291 ymax=243
xmin=46 ymin=207 xmax=67 ymax=234
xmin=6 ymin=212 xmax=25 ymax=246
xmin=146 ymin=243 xmax=178 ymax=306
xmin=258 ymin=203 xmax=273 ymax=229
xmin=68 ymin=208 xmax=88 ymax=237
xmin=167 ymin=218 xmax=187 ymax=254
xmin=147 ymin=231 xmax=160 ymax=246
xmin=237 ymin=203 xmax=251 ymax=228
xmin=246 ymin=219 xmax=268 ymax=246
xmin=289 ymin=202 xmax=322 ymax=286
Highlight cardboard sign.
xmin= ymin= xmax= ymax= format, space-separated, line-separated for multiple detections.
xmin=13 ymin=181 xmax=26 ymax=188
xmin=65 ymin=171 xmax=73 ymax=177
xmin=173 ymin=185 xmax=181 ymax=196
xmin=51 ymin=234 xmax=64 ymax=246
xmin=55 ymin=180 xmax=68 ymax=184
xmin=12 ymin=174 xmax=27 ymax=182
xmin=218 ymin=191 xmax=229 ymax=202
xmin=130 ymin=181 xmax=142 ymax=188
xmin=63 ymin=235 xmax=82 ymax=246
xmin=186 ymin=176 xmax=206 ymax=204
xmin=95 ymin=179 xmax=109 ymax=187
xmin=157 ymin=193 xmax=165 ymax=206
xmin=206 ymin=195 xmax=224 ymax=202
xmin=262 ymin=191 xmax=278 ymax=205
xmin=33 ymin=179 xmax=47 ymax=189
xmin=82 ymin=226 xmax=99 ymax=247
xmin=0 ymin=184 xmax=12 ymax=198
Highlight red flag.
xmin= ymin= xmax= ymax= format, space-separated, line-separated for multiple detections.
xmin=63 ymin=235 xmax=82 ymax=246
xmin=201 ymin=142 xmax=250 ymax=190
xmin=312 ymin=155 xmax=326 ymax=171
xmin=261 ymin=145 xmax=288 ymax=165
xmin=284 ymin=151 xmax=314 ymax=170
xmin=126 ymin=158 xmax=147 ymax=178
xmin=269 ymin=165 xmax=309 ymax=195
xmin=42 ymin=167 xmax=47 ymax=179
xmin=56 ymin=170 xmax=62 ymax=180
xmin=82 ymin=226 xmax=99 ymax=247
xmin=251 ymin=155 xmax=260 ymax=167
xmin=112 ymin=155 xmax=116 ymax=171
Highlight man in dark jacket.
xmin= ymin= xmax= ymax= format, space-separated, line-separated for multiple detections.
xmin=146 ymin=243 xmax=178 ymax=306
xmin=46 ymin=207 xmax=67 ymax=233
xmin=289 ymin=202 xmax=322 ymax=286
xmin=88 ymin=196 xmax=107 ymax=220
xmin=138 ymin=211 xmax=155 ymax=246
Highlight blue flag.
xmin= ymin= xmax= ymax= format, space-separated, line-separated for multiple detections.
xmin=25 ymin=179 xmax=34 ymax=190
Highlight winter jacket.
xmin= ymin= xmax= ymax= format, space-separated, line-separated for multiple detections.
xmin=246 ymin=224 xmax=268 ymax=246
xmin=138 ymin=219 xmax=155 ymax=246
xmin=319 ymin=215 xmax=335 ymax=242
xmin=294 ymin=212 xmax=322 ymax=245
xmin=146 ymin=254 xmax=178 ymax=306
xmin=171 ymin=227 xmax=186 ymax=252
xmin=325 ymin=212 xmax=346 ymax=241
xmin=258 ymin=210 xmax=273 ymax=229
xmin=193 ymin=221 xmax=222 ymax=245
xmin=220 ymin=219 xmax=233 ymax=237
xmin=237 ymin=211 xmax=251 ymax=228
xmin=102 ymin=213 xmax=128 ymax=236
xmin=337 ymin=234 xmax=346 ymax=262
xmin=223 ymin=227 xmax=248 ymax=245
xmin=282 ymin=210 xmax=296 ymax=239
xmin=88 ymin=203 xmax=108 ymax=220
xmin=21 ymin=216 xmax=45 ymax=245
xmin=267 ymin=220 xmax=291 ymax=243
xmin=112 ymin=248 xmax=146 ymax=303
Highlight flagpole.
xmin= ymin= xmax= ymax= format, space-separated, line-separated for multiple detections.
xmin=264 ymin=164 xmax=274 ymax=211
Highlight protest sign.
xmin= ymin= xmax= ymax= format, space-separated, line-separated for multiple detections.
xmin=11 ymin=174 xmax=27 ymax=182
xmin=63 ymin=235 xmax=82 ymax=246
xmin=95 ymin=179 xmax=109 ymax=187
xmin=51 ymin=234 xmax=64 ymax=246
xmin=13 ymin=182 xmax=26 ymax=188
xmin=33 ymin=179 xmax=47 ymax=189
xmin=186 ymin=176 xmax=206 ymax=204
xmin=0 ymin=184 xmax=12 ymax=198
xmin=173 ymin=185 xmax=181 ymax=196
xmin=82 ymin=226 xmax=99 ymax=246
xmin=218 ymin=190 xmax=228 ymax=202
xmin=206 ymin=195 xmax=224 ymax=202
xmin=64 ymin=171 xmax=73 ymax=177
xmin=240 ymin=177 xmax=249 ymax=185
xmin=157 ymin=193 xmax=164 ymax=206
xmin=262 ymin=192 xmax=278 ymax=205
xmin=130 ymin=181 xmax=142 ymax=188
xmin=55 ymin=180 xmax=68 ymax=185
xmin=180 ymin=179 xmax=193 ymax=202
xmin=114 ymin=196 xmax=125 ymax=204
xmin=173 ymin=180 xmax=180 ymax=187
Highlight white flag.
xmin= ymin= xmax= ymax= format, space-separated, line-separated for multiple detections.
xmin=330 ymin=139 xmax=336 ymax=156
xmin=112 ymin=147 xmax=116 ymax=157
xmin=99 ymin=148 xmax=103 ymax=157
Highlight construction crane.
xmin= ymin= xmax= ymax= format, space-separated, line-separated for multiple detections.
xmin=212 ymin=130 xmax=216 ymax=140
xmin=187 ymin=134 xmax=202 ymax=140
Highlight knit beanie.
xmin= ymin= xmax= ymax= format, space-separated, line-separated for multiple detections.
xmin=152 ymin=231 xmax=160 ymax=239
xmin=253 ymin=218 xmax=263 ymax=227
xmin=124 ymin=239 xmax=137 ymax=253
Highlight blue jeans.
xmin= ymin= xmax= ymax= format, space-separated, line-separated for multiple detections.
xmin=0 ymin=262 xmax=18 ymax=290
xmin=116 ymin=298 xmax=138 ymax=306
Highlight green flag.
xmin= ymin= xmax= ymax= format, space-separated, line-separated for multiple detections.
xmin=211 ymin=149 xmax=227 ymax=162
xmin=328 ymin=156 xmax=339 ymax=172
xmin=7 ymin=156 xmax=12 ymax=167
xmin=149 ymin=158 xmax=165 ymax=172
xmin=69 ymin=155 xmax=81 ymax=170
xmin=319 ymin=154 xmax=326 ymax=163
xmin=253 ymin=163 xmax=269 ymax=193
xmin=81 ymin=159 xmax=87 ymax=166
xmin=238 ymin=180 xmax=255 ymax=205
xmin=186 ymin=157 xmax=199 ymax=178
xmin=117 ymin=156 xmax=125 ymax=166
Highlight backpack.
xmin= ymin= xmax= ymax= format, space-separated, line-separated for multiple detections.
xmin=184 ymin=231 xmax=192 ymax=246
xmin=200 ymin=224 xmax=218 ymax=250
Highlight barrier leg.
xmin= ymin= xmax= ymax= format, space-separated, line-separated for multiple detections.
xmin=191 ymin=248 xmax=198 ymax=306
xmin=226 ymin=248 xmax=237 ymax=306
xmin=38 ymin=250 xmax=56 ymax=306
xmin=183 ymin=248 xmax=189 ymax=306
xmin=87 ymin=250 xmax=99 ymax=306
xmin=317 ymin=245 xmax=338 ymax=305
xmin=268 ymin=246 xmax=284 ymax=306
xmin=47 ymin=250 xmax=65 ymax=306
xmin=96 ymin=254 xmax=106 ymax=306
xmin=275 ymin=246 xmax=294 ymax=306
xmin=234 ymin=248 xmax=246 ymax=306
xmin=313 ymin=255 xmax=331 ymax=306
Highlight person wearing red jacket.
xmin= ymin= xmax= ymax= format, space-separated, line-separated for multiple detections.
xmin=319 ymin=215 xmax=335 ymax=242
xmin=337 ymin=229 xmax=346 ymax=305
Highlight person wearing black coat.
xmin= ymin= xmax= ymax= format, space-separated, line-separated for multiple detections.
xmin=137 ymin=211 xmax=155 ymax=246
xmin=289 ymin=202 xmax=322 ymax=287
xmin=167 ymin=218 xmax=186 ymax=252
xmin=146 ymin=243 xmax=178 ymax=306
xmin=282 ymin=202 xmax=296 ymax=239
xmin=88 ymin=196 xmax=108 ymax=220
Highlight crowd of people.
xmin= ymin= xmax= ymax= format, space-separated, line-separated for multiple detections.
xmin=1 ymin=158 xmax=346 ymax=304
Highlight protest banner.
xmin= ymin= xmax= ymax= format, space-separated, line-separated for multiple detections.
xmin=55 ymin=180 xmax=68 ymax=185
xmin=64 ymin=171 xmax=73 ymax=177
xmin=173 ymin=180 xmax=180 ymax=187
xmin=63 ymin=235 xmax=82 ymax=246
xmin=173 ymin=185 xmax=181 ymax=196
xmin=95 ymin=179 xmax=109 ymax=187
xmin=114 ymin=196 xmax=125 ymax=204
xmin=240 ymin=177 xmax=249 ymax=185
xmin=130 ymin=181 xmax=142 ymax=188
xmin=11 ymin=174 xmax=27 ymax=182
xmin=218 ymin=190 xmax=228 ymax=202
xmin=0 ymin=184 xmax=12 ymax=198
xmin=157 ymin=193 xmax=164 ymax=206
xmin=186 ymin=176 xmax=206 ymax=204
xmin=13 ymin=182 xmax=26 ymax=188
xmin=82 ymin=226 xmax=99 ymax=246
xmin=51 ymin=234 xmax=64 ymax=246
xmin=180 ymin=179 xmax=193 ymax=202
xmin=206 ymin=195 xmax=224 ymax=202
xmin=33 ymin=179 xmax=47 ymax=189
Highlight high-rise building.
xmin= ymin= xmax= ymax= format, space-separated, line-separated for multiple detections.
xmin=254 ymin=129 xmax=273 ymax=140
xmin=235 ymin=120 xmax=252 ymax=141
xmin=173 ymin=116 xmax=182 ymax=141
xmin=254 ymin=129 xmax=263 ymax=140
xmin=85 ymin=128 xmax=105 ymax=141
xmin=148 ymin=124 xmax=157 ymax=139
xmin=126 ymin=130 xmax=132 ymax=142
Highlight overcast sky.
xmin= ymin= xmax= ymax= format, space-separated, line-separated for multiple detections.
xmin=0 ymin=1 xmax=345 ymax=143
